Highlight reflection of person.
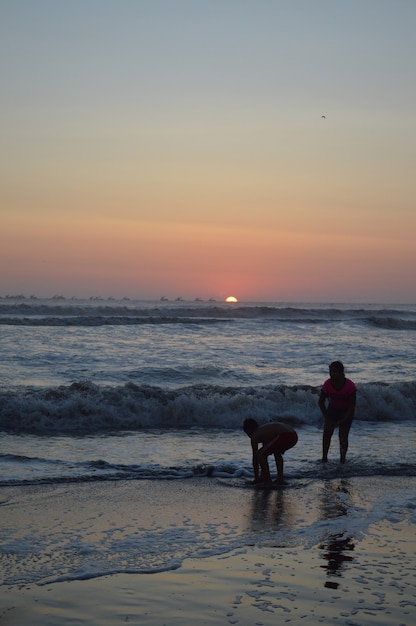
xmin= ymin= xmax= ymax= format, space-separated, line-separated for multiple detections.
xmin=243 ymin=419 xmax=298 ymax=485
xmin=249 ymin=488 xmax=288 ymax=530
xmin=318 ymin=480 xmax=354 ymax=587
xmin=320 ymin=533 xmax=355 ymax=588
xmin=319 ymin=361 xmax=357 ymax=464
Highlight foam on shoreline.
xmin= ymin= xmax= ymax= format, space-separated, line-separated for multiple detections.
xmin=2 ymin=521 xmax=415 ymax=626
xmin=1 ymin=474 xmax=416 ymax=625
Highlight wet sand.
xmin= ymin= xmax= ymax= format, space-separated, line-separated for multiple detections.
xmin=1 ymin=479 xmax=415 ymax=625
xmin=2 ymin=527 xmax=416 ymax=625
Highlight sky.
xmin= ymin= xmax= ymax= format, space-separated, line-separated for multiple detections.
xmin=1 ymin=0 xmax=415 ymax=303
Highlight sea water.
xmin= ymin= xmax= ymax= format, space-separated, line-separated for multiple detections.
xmin=0 ymin=298 xmax=415 ymax=586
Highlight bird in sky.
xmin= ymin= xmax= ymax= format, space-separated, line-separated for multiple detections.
xmin=321 ymin=115 xmax=326 ymax=119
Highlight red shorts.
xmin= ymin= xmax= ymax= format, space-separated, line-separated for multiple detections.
xmin=261 ymin=431 xmax=298 ymax=456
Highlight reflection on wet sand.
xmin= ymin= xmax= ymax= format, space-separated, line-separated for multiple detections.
xmin=318 ymin=479 xmax=355 ymax=589
xmin=320 ymin=533 xmax=355 ymax=589
xmin=247 ymin=486 xmax=296 ymax=540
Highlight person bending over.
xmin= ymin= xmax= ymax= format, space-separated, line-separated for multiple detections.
xmin=319 ymin=361 xmax=357 ymax=464
xmin=243 ymin=418 xmax=298 ymax=485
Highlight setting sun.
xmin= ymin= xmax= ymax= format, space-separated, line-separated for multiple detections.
xmin=225 ymin=296 xmax=238 ymax=303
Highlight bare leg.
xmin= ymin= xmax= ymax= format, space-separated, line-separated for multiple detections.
xmin=339 ymin=419 xmax=353 ymax=464
xmin=258 ymin=451 xmax=272 ymax=484
xmin=273 ymin=452 xmax=284 ymax=484
xmin=322 ymin=423 xmax=334 ymax=462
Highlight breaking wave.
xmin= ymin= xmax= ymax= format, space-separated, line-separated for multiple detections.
xmin=1 ymin=379 xmax=415 ymax=434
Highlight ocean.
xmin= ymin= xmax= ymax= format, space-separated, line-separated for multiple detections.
xmin=1 ymin=298 xmax=415 ymax=588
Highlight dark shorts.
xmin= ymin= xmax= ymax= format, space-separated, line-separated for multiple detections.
xmin=327 ymin=405 xmax=352 ymax=424
xmin=261 ymin=431 xmax=298 ymax=456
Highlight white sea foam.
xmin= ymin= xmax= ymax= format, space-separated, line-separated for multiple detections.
xmin=0 ymin=379 xmax=415 ymax=436
xmin=1 ymin=422 xmax=415 ymax=487
xmin=0 ymin=475 xmax=414 ymax=586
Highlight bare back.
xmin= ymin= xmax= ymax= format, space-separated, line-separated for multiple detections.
xmin=250 ymin=422 xmax=295 ymax=445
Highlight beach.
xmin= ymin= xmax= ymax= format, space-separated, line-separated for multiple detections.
xmin=1 ymin=477 xmax=415 ymax=625
xmin=1 ymin=0 xmax=415 ymax=617
xmin=3 ymin=538 xmax=416 ymax=626
xmin=1 ymin=299 xmax=415 ymax=624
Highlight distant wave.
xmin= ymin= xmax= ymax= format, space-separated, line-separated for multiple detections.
xmin=1 ymin=300 xmax=415 ymax=328
xmin=1 ymin=380 xmax=415 ymax=434
xmin=367 ymin=316 xmax=416 ymax=330
xmin=0 ymin=315 xmax=230 ymax=326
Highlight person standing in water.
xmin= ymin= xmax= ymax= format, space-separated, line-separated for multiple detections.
xmin=319 ymin=361 xmax=357 ymax=464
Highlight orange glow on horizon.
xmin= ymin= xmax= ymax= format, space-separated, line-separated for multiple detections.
xmin=225 ymin=296 xmax=238 ymax=303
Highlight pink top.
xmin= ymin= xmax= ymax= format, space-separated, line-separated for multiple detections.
xmin=321 ymin=377 xmax=357 ymax=410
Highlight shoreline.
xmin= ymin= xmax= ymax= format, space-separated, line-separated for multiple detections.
xmin=2 ymin=520 xmax=415 ymax=626
xmin=1 ymin=476 xmax=415 ymax=625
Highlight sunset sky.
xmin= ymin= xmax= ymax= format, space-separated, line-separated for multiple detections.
xmin=1 ymin=0 xmax=415 ymax=302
